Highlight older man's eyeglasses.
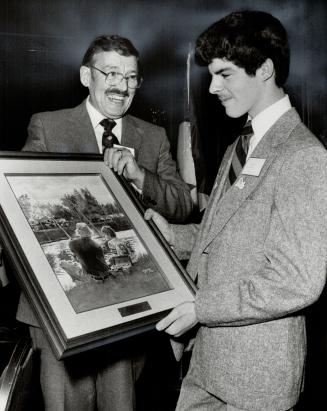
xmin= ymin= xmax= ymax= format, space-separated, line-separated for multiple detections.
xmin=90 ymin=65 xmax=143 ymax=89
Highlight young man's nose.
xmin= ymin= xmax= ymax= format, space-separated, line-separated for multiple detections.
xmin=209 ymin=77 xmax=224 ymax=94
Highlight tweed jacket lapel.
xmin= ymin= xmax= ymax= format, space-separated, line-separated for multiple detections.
xmin=68 ymin=100 xmax=99 ymax=153
xmin=121 ymin=115 xmax=143 ymax=161
xmin=190 ymin=144 xmax=234 ymax=264
xmin=201 ymin=108 xmax=301 ymax=252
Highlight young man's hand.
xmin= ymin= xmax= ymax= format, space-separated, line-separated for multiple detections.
xmin=156 ymin=302 xmax=198 ymax=337
xmin=144 ymin=208 xmax=175 ymax=246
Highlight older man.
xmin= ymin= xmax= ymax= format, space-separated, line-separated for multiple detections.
xmin=18 ymin=34 xmax=192 ymax=411
xmin=23 ymin=35 xmax=192 ymax=223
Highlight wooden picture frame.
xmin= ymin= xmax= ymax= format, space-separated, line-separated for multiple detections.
xmin=0 ymin=152 xmax=196 ymax=359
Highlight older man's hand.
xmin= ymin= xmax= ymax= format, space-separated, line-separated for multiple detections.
xmin=104 ymin=147 xmax=145 ymax=189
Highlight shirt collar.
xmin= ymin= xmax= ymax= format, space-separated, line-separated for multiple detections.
xmin=251 ymin=95 xmax=292 ymax=138
xmin=85 ymin=96 xmax=122 ymax=139
xmin=246 ymin=95 xmax=292 ymax=160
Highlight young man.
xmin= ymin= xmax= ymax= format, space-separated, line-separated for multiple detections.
xmin=145 ymin=10 xmax=327 ymax=411
xmin=17 ymin=35 xmax=192 ymax=411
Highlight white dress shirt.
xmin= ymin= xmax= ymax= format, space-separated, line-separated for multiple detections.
xmin=247 ymin=95 xmax=292 ymax=159
xmin=86 ymin=97 xmax=142 ymax=193
xmin=86 ymin=96 xmax=122 ymax=153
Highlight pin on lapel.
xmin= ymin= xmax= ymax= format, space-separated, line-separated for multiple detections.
xmin=235 ymin=176 xmax=245 ymax=189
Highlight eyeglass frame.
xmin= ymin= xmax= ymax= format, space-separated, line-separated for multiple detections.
xmin=89 ymin=65 xmax=143 ymax=89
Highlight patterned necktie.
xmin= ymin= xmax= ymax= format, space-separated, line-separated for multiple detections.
xmin=229 ymin=120 xmax=253 ymax=185
xmin=100 ymin=118 xmax=119 ymax=149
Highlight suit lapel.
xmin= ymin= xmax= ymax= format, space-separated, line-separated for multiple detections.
xmin=201 ymin=108 xmax=301 ymax=252
xmin=197 ymin=145 xmax=234 ymax=243
xmin=121 ymin=116 xmax=143 ymax=160
xmin=68 ymin=100 xmax=99 ymax=153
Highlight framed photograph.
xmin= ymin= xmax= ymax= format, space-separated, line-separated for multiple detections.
xmin=0 ymin=152 xmax=196 ymax=359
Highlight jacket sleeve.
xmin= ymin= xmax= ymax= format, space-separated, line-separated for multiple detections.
xmin=23 ymin=114 xmax=48 ymax=152
xmin=141 ymin=130 xmax=193 ymax=223
xmin=170 ymin=223 xmax=200 ymax=261
xmin=195 ymin=145 xmax=327 ymax=326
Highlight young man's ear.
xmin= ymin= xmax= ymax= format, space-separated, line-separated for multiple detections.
xmin=260 ymin=58 xmax=275 ymax=81
xmin=80 ymin=66 xmax=91 ymax=88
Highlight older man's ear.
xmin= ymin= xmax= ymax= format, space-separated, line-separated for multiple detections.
xmin=80 ymin=65 xmax=91 ymax=88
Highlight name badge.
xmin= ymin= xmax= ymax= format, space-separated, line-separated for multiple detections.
xmin=242 ymin=158 xmax=266 ymax=176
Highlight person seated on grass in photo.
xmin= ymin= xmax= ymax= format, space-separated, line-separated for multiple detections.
xmin=101 ymin=224 xmax=137 ymax=262
xmin=69 ymin=222 xmax=111 ymax=281
xmin=101 ymin=224 xmax=129 ymax=256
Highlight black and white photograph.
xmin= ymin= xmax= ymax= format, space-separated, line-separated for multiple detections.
xmin=7 ymin=173 xmax=171 ymax=313
xmin=0 ymin=1 xmax=326 ymax=410
xmin=0 ymin=155 xmax=196 ymax=363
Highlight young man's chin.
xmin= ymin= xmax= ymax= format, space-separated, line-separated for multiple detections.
xmin=224 ymin=106 xmax=247 ymax=119
xmin=225 ymin=110 xmax=242 ymax=119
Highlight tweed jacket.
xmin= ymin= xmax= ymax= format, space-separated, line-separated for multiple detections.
xmin=172 ymin=108 xmax=327 ymax=410
xmin=17 ymin=100 xmax=192 ymax=327
xmin=23 ymin=100 xmax=192 ymax=223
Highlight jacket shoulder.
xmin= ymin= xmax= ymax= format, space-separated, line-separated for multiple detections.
xmin=285 ymin=121 xmax=326 ymax=154
xmin=31 ymin=106 xmax=80 ymax=122
xmin=127 ymin=115 xmax=165 ymax=134
xmin=275 ymin=121 xmax=327 ymax=183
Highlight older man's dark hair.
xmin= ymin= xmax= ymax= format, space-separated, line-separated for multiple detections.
xmin=82 ymin=34 xmax=139 ymax=66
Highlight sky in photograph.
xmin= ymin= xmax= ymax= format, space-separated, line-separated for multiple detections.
xmin=6 ymin=174 xmax=116 ymax=207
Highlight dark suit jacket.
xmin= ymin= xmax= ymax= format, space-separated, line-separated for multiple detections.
xmin=17 ymin=100 xmax=192 ymax=327
xmin=171 ymin=109 xmax=327 ymax=410
xmin=13 ymin=100 xmax=175 ymax=410
xmin=23 ymin=100 xmax=192 ymax=223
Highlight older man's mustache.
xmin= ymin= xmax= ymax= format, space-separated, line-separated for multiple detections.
xmin=105 ymin=88 xmax=129 ymax=97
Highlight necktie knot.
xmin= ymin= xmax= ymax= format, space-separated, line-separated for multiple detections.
xmin=100 ymin=118 xmax=119 ymax=149
xmin=100 ymin=118 xmax=116 ymax=136
xmin=240 ymin=119 xmax=253 ymax=137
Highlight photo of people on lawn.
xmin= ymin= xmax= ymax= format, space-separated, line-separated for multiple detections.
xmin=6 ymin=174 xmax=171 ymax=313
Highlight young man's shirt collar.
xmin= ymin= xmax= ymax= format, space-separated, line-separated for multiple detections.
xmin=247 ymin=95 xmax=291 ymax=159
xmin=85 ymin=96 xmax=122 ymax=153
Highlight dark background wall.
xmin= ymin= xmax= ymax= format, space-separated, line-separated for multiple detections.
xmin=0 ymin=1 xmax=326 ymax=409
xmin=0 ymin=0 xmax=326 ymax=190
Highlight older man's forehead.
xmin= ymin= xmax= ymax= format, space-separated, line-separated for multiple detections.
xmin=93 ymin=50 xmax=138 ymax=72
